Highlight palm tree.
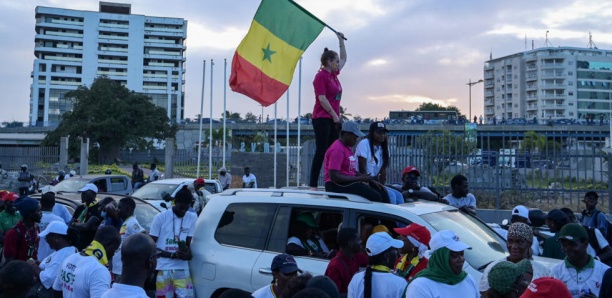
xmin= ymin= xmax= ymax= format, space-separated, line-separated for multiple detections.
xmin=340 ymin=106 xmax=352 ymax=122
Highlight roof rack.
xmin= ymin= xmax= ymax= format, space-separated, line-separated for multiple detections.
xmin=219 ymin=188 xmax=373 ymax=203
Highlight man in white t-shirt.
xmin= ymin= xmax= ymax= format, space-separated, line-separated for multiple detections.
xmin=37 ymin=191 xmax=65 ymax=261
xmin=111 ymin=197 xmax=146 ymax=280
xmin=242 ymin=167 xmax=257 ymax=188
xmin=52 ymin=226 xmax=121 ymax=298
xmin=102 ymin=233 xmax=157 ymax=298
xmin=149 ymin=163 xmax=161 ymax=182
xmin=218 ymin=167 xmax=232 ymax=191
xmin=442 ymin=174 xmax=477 ymax=215
xmin=40 ymin=185 xmax=71 ymax=223
xmin=150 ymin=186 xmax=197 ymax=298
xmin=551 ymin=223 xmax=610 ymax=297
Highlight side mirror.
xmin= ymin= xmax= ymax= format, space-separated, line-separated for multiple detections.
xmin=160 ymin=203 xmax=168 ymax=209
xmin=501 ymin=219 xmax=509 ymax=226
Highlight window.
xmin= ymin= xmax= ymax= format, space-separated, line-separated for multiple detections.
xmin=109 ymin=177 xmax=127 ymax=192
xmin=215 ymin=203 xmax=277 ymax=250
xmin=568 ymin=71 xmax=574 ymax=76
xmin=282 ymin=208 xmax=344 ymax=257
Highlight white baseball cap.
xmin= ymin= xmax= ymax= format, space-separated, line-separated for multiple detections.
xmin=78 ymin=183 xmax=98 ymax=193
xmin=512 ymin=205 xmax=531 ymax=224
xmin=39 ymin=221 xmax=68 ymax=237
xmin=40 ymin=185 xmax=56 ymax=194
xmin=430 ymin=230 xmax=472 ymax=252
xmin=365 ymin=231 xmax=404 ymax=256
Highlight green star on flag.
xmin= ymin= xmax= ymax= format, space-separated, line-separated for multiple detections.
xmin=262 ymin=43 xmax=276 ymax=62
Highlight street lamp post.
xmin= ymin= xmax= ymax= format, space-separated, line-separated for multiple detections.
xmin=467 ymin=79 xmax=484 ymax=122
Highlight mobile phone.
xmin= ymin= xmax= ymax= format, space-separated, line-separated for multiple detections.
xmin=178 ymin=240 xmax=186 ymax=251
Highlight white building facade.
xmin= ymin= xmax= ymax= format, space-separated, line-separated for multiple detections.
xmin=484 ymin=47 xmax=612 ymax=124
xmin=31 ymin=2 xmax=187 ymax=126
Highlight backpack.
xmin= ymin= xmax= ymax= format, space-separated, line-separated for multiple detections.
xmin=587 ymin=210 xmax=612 ymax=244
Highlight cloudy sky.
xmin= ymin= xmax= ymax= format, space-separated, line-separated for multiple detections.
xmin=1 ymin=0 xmax=612 ymax=124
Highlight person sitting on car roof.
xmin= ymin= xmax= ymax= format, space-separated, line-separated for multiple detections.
xmin=441 ymin=174 xmax=477 ymax=215
xmin=323 ymin=121 xmax=388 ymax=203
xmin=399 ymin=166 xmax=441 ymax=202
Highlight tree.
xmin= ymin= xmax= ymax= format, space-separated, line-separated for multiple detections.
xmin=340 ymin=106 xmax=352 ymax=122
xmin=416 ymin=103 xmax=464 ymax=119
xmin=302 ymin=113 xmax=313 ymax=120
xmin=203 ymin=128 xmax=232 ymax=147
xmin=1 ymin=121 xmax=24 ymax=128
xmin=222 ymin=110 xmax=241 ymax=120
xmin=244 ymin=112 xmax=258 ymax=123
xmin=43 ymin=77 xmax=177 ymax=163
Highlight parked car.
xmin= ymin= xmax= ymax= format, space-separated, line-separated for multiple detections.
xmin=189 ymin=189 xmax=558 ymax=297
xmin=30 ymin=193 xmax=159 ymax=232
xmin=52 ymin=174 xmax=133 ymax=195
xmin=130 ymin=178 xmax=214 ymax=212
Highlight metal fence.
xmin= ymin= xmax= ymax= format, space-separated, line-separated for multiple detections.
xmin=0 ymin=146 xmax=59 ymax=190
xmin=172 ymin=147 xmax=233 ymax=178
xmin=301 ymin=130 xmax=611 ymax=211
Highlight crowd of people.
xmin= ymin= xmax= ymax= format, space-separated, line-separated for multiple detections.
xmin=0 ymin=177 xmax=204 ymax=297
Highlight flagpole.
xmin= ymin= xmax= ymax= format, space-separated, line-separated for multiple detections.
xmin=274 ymin=102 xmax=278 ymax=188
xmin=223 ymin=58 xmax=227 ymax=168
xmin=286 ymin=90 xmax=290 ymax=187
xmin=197 ymin=60 xmax=206 ymax=177
xmin=209 ymin=59 xmax=214 ymax=179
xmin=296 ymin=57 xmax=302 ymax=186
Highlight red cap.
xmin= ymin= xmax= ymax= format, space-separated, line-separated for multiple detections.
xmin=394 ymin=223 xmax=431 ymax=246
xmin=519 ymin=277 xmax=572 ymax=298
xmin=1 ymin=192 xmax=18 ymax=202
xmin=194 ymin=178 xmax=205 ymax=185
xmin=402 ymin=166 xmax=420 ymax=177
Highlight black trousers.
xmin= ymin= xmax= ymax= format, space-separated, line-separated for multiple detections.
xmin=325 ymin=181 xmax=389 ymax=203
xmin=309 ymin=118 xmax=338 ymax=187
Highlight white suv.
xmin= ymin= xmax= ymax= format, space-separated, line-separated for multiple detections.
xmin=189 ymin=189 xmax=532 ymax=298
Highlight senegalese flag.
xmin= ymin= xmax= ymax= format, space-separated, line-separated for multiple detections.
xmin=229 ymin=0 xmax=325 ymax=106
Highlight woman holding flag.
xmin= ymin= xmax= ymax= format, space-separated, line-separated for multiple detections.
xmin=309 ymin=31 xmax=347 ymax=190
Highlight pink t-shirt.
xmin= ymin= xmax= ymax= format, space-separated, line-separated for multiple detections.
xmin=324 ymin=140 xmax=357 ymax=183
xmin=312 ymin=68 xmax=342 ymax=119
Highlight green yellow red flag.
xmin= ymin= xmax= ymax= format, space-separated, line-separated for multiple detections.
xmin=229 ymin=0 xmax=325 ymax=106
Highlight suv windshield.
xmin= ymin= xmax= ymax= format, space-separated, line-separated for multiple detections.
xmin=132 ymin=183 xmax=180 ymax=200
xmin=421 ymin=210 xmax=507 ymax=270
xmin=55 ymin=178 xmax=90 ymax=193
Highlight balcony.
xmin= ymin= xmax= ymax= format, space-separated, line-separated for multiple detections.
xmin=148 ymin=62 xmax=176 ymax=67
xmin=98 ymin=35 xmax=129 ymax=40
xmin=100 ymin=46 xmax=128 ymax=52
xmin=45 ymin=31 xmax=83 ymax=38
xmin=484 ymin=73 xmax=494 ymax=79
xmin=97 ymin=71 xmax=127 ymax=76
xmin=98 ymin=59 xmax=128 ymax=64
xmin=50 ymin=80 xmax=81 ymax=86
xmin=144 ymin=38 xmax=177 ymax=44
xmin=43 ymin=55 xmax=82 ymax=62
xmin=526 ymin=105 xmax=538 ymax=111
xmin=99 ymin=23 xmax=129 ymax=29
xmin=526 ymin=85 xmax=538 ymax=91
xmin=145 ymin=26 xmax=184 ymax=33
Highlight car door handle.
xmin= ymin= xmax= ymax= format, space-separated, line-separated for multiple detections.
xmin=259 ymin=268 xmax=273 ymax=275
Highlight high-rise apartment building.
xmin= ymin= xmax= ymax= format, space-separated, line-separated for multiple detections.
xmin=484 ymin=47 xmax=612 ymax=123
xmin=31 ymin=2 xmax=187 ymax=126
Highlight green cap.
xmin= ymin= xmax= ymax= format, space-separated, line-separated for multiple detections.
xmin=488 ymin=259 xmax=532 ymax=294
xmin=557 ymin=223 xmax=588 ymax=243
xmin=296 ymin=212 xmax=318 ymax=228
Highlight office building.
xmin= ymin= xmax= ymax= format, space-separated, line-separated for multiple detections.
xmin=484 ymin=46 xmax=612 ymax=123
xmin=31 ymin=2 xmax=187 ymax=126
